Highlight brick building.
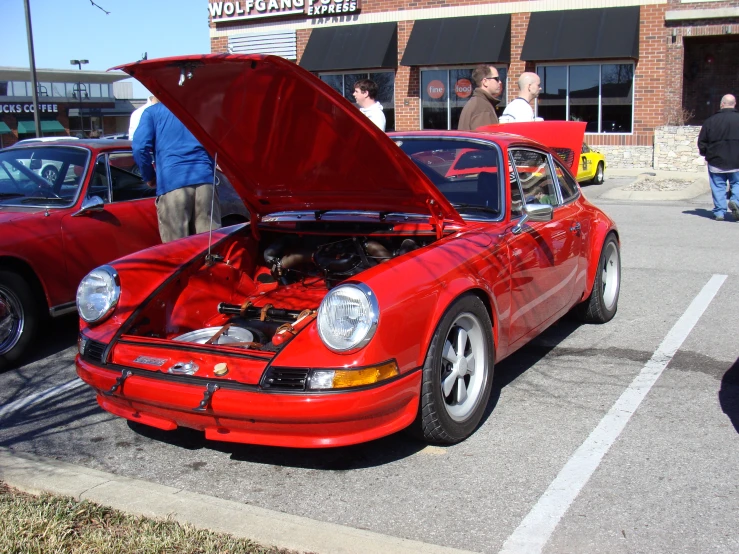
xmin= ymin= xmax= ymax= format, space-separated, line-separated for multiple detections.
xmin=209 ymin=0 xmax=738 ymax=165
xmin=0 ymin=67 xmax=135 ymax=147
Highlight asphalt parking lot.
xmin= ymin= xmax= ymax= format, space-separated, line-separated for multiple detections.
xmin=1 ymin=173 xmax=738 ymax=554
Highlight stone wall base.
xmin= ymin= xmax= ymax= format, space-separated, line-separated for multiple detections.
xmin=654 ymin=126 xmax=705 ymax=171
xmin=594 ymin=146 xmax=654 ymax=169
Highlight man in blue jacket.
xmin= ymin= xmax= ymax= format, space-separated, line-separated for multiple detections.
xmin=132 ymin=103 xmax=221 ymax=242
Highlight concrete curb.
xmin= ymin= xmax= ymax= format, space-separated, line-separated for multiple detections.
xmin=602 ymin=170 xmax=709 ymax=201
xmin=0 ymin=448 xmax=477 ymax=554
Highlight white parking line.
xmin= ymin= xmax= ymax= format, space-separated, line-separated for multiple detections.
xmin=500 ymin=274 xmax=727 ymax=554
xmin=0 ymin=378 xmax=85 ymax=419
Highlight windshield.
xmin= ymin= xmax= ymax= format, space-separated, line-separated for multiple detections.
xmin=396 ymin=138 xmax=502 ymax=220
xmin=0 ymin=146 xmax=89 ymax=208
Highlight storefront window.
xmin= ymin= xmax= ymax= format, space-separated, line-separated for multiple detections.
xmin=11 ymin=82 xmax=28 ymax=96
xmin=319 ymin=71 xmax=395 ymax=131
xmin=420 ymin=66 xmax=508 ymax=130
xmin=51 ymin=83 xmax=65 ymax=97
xmin=0 ymin=82 xmax=8 ymax=96
xmin=601 ymin=64 xmax=634 ymax=133
xmin=36 ymin=82 xmax=52 ymax=97
xmin=89 ymin=83 xmax=102 ymax=98
xmin=536 ymin=63 xmax=634 ymax=133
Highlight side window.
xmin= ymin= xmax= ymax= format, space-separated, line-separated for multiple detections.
xmin=510 ymin=149 xmax=559 ymax=207
xmin=88 ymin=155 xmax=110 ymax=202
xmin=507 ymin=153 xmax=523 ymax=218
xmin=554 ymin=160 xmax=580 ymax=203
xmin=109 ymin=152 xmax=154 ymax=202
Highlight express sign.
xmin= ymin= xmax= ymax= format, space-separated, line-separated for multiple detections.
xmin=209 ymin=0 xmax=361 ymax=20
xmin=1 ymin=103 xmax=59 ymax=114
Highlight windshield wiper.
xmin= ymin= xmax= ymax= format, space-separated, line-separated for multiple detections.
xmin=451 ymin=203 xmax=499 ymax=215
xmin=0 ymin=193 xmax=24 ymax=199
xmin=20 ymin=197 xmax=67 ymax=204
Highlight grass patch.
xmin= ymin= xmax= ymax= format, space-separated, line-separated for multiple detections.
xmin=0 ymin=481 xmax=305 ymax=554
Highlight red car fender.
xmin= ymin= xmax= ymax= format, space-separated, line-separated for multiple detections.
xmin=416 ymin=279 xmax=499 ymax=366
xmin=579 ymin=218 xmax=619 ymax=304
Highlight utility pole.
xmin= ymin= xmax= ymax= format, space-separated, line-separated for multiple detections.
xmin=23 ymin=0 xmax=41 ymax=137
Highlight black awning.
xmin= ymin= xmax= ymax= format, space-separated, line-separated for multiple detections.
xmin=299 ymin=23 xmax=397 ymax=72
xmin=521 ymin=7 xmax=639 ymax=61
xmin=401 ymin=14 xmax=511 ymax=66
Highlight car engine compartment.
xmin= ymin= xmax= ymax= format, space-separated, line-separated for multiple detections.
xmin=122 ymin=225 xmax=438 ymax=353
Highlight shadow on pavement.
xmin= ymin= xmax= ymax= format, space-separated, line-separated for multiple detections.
xmin=720 ymin=358 xmax=739 ymax=433
xmin=1 ymin=313 xmax=79 ymax=374
xmin=682 ymin=208 xmax=722 ymax=221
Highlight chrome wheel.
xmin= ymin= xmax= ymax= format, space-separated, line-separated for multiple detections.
xmin=41 ymin=166 xmax=59 ymax=183
xmin=0 ymin=284 xmax=23 ymax=356
xmin=440 ymin=312 xmax=488 ymax=422
xmin=601 ymin=239 xmax=620 ymax=312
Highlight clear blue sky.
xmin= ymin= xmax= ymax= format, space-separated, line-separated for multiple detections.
xmin=1 ymin=0 xmax=211 ymax=99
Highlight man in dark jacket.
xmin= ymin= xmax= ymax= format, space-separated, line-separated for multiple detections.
xmin=457 ymin=65 xmax=503 ymax=131
xmin=698 ymin=94 xmax=739 ymax=221
xmin=133 ymin=103 xmax=221 ymax=242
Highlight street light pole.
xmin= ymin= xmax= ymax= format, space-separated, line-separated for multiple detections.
xmin=23 ymin=0 xmax=41 ymax=137
xmin=70 ymin=59 xmax=88 ymax=137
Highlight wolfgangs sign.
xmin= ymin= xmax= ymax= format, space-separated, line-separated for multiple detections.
xmin=209 ymin=0 xmax=361 ymax=21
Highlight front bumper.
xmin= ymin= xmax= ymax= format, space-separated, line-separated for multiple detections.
xmin=77 ymin=356 xmax=421 ymax=448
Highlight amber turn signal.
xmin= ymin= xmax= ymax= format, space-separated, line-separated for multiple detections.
xmin=307 ymin=361 xmax=399 ymax=390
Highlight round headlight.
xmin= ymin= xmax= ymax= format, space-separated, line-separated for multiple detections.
xmin=76 ymin=265 xmax=120 ymax=324
xmin=317 ymin=283 xmax=379 ymax=353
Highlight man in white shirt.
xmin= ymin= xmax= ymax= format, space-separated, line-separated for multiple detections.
xmin=128 ymin=96 xmax=157 ymax=141
xmin=353 ymin=79 xmax=386 ymax=131
xmin=500 ymin=72 xmax=542 ymax=123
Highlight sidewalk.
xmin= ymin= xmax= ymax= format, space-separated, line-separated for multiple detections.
xmin=602 ymin=168 xmax=709 ymax=201
xmin=0 ymin=447 xmax=476 ymax=554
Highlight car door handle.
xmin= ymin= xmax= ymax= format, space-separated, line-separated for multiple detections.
xmin=570 ymin=222 xmax=581 ymax=232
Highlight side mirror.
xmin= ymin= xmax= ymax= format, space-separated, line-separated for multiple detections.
xmin=525 ymin=203 xmax=554 ymax=222
xmin=512 ymin=203 xmax=553 ymax=235
xmin=72 ymin=195 xmax=105 ymax=217
xmin=29 ymin=159 xmax=42 ymax=170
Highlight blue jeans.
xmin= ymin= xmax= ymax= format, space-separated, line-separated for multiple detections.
xmin=709 ymin=170 xmax=739 ymax=218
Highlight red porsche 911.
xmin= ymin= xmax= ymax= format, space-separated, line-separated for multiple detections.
xmin=75 ymin=55 xmax=620 ymax=448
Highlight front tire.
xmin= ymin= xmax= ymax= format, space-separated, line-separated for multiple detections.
xmin=591 ymin=162 xmax=604 ymax=185
xmin=576 ymin=234 xmax=620 ymax=323
xmin=0 ymin=271 xmax=41 ymax=370
xmin=412 ymin=295 xmax=494 ymax=444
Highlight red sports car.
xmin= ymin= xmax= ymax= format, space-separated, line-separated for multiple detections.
xmin=75 ymin=55 xmax=620 ymax=448
xmin=0 ymin=139 xmax=248 ymax=369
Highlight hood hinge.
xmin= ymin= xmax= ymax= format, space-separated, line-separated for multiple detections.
xmin=427 ymin=198 xmax=445 ymax=239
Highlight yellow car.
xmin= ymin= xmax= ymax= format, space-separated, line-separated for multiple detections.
xmin=577 ymin=143 xmax=606 ymax=184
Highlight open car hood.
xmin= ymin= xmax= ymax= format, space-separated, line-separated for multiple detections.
xmin=114 ymin=55 xmax=461 ymax=224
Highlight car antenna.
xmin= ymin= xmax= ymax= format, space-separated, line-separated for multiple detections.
xmin=205 ymin=152 xmax=220 ymax=266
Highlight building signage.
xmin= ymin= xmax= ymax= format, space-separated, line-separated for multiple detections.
xmin=427 ymin=80 xmax=445 ymax=100
xmin=454 ymin=79 xmax=472 ymax=99
xmin=1 ymin=103 xmax=59 ymax=114
xmin=209 ymin=0 xmax=361 ymax=21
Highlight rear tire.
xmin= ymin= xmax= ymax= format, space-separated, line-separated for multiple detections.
xmin=591 ymin=162 xmax=604 ymax=184
xmin=411 ymin=295 xmax=494 ymax=444
xmin=0 ymin=271 xmax=41 ymax=370
xmin=576 ymin=234 xmax=620 ymax=323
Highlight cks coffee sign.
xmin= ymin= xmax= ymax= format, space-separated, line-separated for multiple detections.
xmin=1 ymin=103 xmax=59 ymax=114
xmin=209 ymin=0 xmax=361 ymax=20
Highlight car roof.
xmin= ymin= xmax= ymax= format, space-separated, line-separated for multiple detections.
xmin=5 ymin=138 xmax=131 ymax=150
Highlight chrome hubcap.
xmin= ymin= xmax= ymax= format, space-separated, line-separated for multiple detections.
xmin=0 ymin=285 xmax=23 ymax=355
xmin=601 ymin=241 xmax=620 ymax=311
xmin=440 ymin=312 xmax=488 ymax=422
